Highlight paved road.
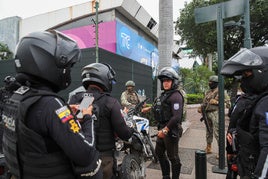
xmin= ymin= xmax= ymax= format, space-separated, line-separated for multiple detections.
xmin=146 ymin=104 xmax=229 ymax=179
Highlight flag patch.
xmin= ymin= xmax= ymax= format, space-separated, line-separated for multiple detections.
xmin=55 ymin=106 xmax=74 ymax=123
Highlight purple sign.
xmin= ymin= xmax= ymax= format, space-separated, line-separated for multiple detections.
xmin=61 ymin=21 xmax=116 ymax=52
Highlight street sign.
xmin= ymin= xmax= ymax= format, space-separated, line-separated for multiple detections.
xmin=195 ymin=0 xmax=245 ymax=24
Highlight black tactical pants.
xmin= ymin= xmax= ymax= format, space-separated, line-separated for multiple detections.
xmin=155 ymin=135 xmax=181 ymax=179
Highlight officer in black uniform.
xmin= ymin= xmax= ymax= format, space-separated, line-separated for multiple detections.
xmin=144 ymin=67 xmax=184 ymax=179
xmin=221 ymin=46 xmax=268 ymax=179
xmin=0 ymin=76 xmax=21 ymax=153
xmin=2 ymin=30 xmax=102 ymax=179
xmin=225 ymin=90 xmax=258 ymax=179
xmin=68 ymin=62 xmax=134 ymax=179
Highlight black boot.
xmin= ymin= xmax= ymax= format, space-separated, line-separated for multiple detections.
xmin=171 ymin=159 xmax=181 ymax=179
xmin=159 ymin=158 xmax=170 ymax=178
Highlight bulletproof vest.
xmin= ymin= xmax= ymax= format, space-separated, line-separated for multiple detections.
xmin=126 ymin=91 xmax=139 ymax=105
xmin=203 ymin=88 xmax=218 ymax=111
xmin=93 ymin=92 xmax=116 ymax=153
xmin=0 ymin=87 xmax=13 ymax=153
xmin=234 ymin=93 xmax=268 ymax=177
xmin=153 ymin=90 xmax=183 ymax=127
xmin=69 ymin=91 xmax=115 ymax=154
xmin=0 ymin=87 xmax=13 ymax=116
xmin=2 ymin=86 xmax=74 ymax=179
xmin=233 ymin=95 xmax=258 ymax=132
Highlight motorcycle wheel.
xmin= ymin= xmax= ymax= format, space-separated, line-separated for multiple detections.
xmin=120 ymin=154 xmax=143 ymax=179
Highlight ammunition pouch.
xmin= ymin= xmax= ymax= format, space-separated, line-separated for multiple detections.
xmin=205 ymin=104 xmax=218 ymax=112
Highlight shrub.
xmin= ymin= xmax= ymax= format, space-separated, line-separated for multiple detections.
xmin=186 ymin=93 xmax=204 ymax=104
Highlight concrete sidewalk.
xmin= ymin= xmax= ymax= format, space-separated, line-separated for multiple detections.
xmin=146 ymin=104 xmax=228 ymax=179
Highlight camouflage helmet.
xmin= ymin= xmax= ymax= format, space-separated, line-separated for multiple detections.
xmin=209 ymin=75 xmax=218 ymax=82
xmin=125 ymin=80 xmax=135 ymax=87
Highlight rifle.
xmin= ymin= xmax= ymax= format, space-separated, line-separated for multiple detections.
xmin=200 ymin=105 xmax=212 ymax=133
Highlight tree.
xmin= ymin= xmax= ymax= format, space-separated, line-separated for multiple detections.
xmin=176 ymin=0 xmax=267 ymax=105
xmin=0 ymin=43 xmax=13 ymax=60
xmin=175 ymin=0 xmax=268 ymax=61
xmin=180 ymin=65 xmax=214 ymax=94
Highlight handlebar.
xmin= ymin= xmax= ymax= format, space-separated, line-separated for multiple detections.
xmin=128 ymin=98 xmax=150 ymax=116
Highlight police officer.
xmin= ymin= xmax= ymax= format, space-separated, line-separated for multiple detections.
xmin=0 ymin=76 xmax=21 ymax=157
xmin=221 ymin=46 xmax=268 ymax=178
xmin=198 ymin=75 xmax=230 ymax=156
xmin=69 ymin=63 xmax=134 ymax=179
xmin=2 ymin=30 xmax=102 ymax=178
xmin=225 ymin=89 xmax=257 ymax=179
xmin=144 ymin=67 xmax=184 ymax=179
xmin=120 ymin=80 xmax=140 ymax=109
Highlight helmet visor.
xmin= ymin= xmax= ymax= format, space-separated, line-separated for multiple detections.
xmin=221 ymin=48 xmax=263 ymax=76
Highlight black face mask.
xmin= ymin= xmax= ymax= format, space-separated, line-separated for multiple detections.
xmin=209 ymin=82 xmax=218 ymax=89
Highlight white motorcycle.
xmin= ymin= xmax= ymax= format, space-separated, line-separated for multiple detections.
xmin=115 ymin=98 xmax=157 ymax=179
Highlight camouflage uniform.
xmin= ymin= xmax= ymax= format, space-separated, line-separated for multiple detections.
xmin=120 ymin=90 xmax=140 ymax=109
xmin=178 ymin=87 xmax=187 ymax=121
xmin=200 ymin=75 xmax=230 ymax=154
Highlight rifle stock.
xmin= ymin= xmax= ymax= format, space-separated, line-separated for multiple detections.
xmin=201 ymin=106 xmax=212 ymax=133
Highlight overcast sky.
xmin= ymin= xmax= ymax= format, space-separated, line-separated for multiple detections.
xmin=0 ymin=0 xmax=191 ymax=21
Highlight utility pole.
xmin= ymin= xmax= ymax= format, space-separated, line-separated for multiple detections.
xmin=94 ymin=0 xmax=99 ymax=63
xmin=158 ymin=0 xmax=173 ymax=96
xmin=243 ymin=0 xmax=252 ymax=49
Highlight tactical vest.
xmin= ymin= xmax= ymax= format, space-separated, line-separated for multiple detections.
xmin=203 ymin=88 xmax=219 ymax=112
xmin=233 ymin=93 xmax=268 ymax=177
xmin=152 ymin=89 xmax=184 ymax=128
xmin=93 ymin=92 xmax=116 ymax=154
xmin=2 ymin=86 xmax=74 ymax=179
xmin=126 ymin=92 xmax=139 ymax=105
xmin=69 ymin=90 xmax=115 ymax=154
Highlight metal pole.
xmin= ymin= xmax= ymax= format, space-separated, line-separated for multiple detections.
xmin=243 ymin=0 xmax=252 ymax=49
xmin=195 ymin=150 xmax=207 ymax=179
xmin=212 ymin=4 xmax=226 ymax=173
xmin=95 ymin=0 xmax=99 ymax=63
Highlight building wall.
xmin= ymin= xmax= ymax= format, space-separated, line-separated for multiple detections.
xmin=0 ymin=48 xmax=152 ymax=102
xmin=1 ymin=0 xmax=159 ymax=59
xmin=0 ymin=16 xmax=20 ymax=53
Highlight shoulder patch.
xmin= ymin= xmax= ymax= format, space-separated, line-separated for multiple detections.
xmin=174 ymin=103 xmax=180 ymax=110
xmin=55 ymin=106 xmax=74 ymax=123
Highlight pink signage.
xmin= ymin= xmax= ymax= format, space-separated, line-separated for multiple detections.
xmin=62 ymin=20 xmax=116 ymax=53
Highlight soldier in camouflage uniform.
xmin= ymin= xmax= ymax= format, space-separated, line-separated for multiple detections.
xmin=198 ymin=75 xmax=230 ymax=156
xmin=121 ymin=80 xmax=140 ymax=109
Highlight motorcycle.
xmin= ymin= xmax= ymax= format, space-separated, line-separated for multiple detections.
xmin=115 ymin=98 xmax=157 ymax=179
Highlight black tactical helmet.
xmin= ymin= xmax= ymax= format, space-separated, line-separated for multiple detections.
xmin=4 ymin=76 xmax=16 ymax=85
xmin=125 ymin=80 xmax=135 ymax=87
xmin=81 ymin=63 xmax=116 ymax=92
xmin=14 ymin=30 xmax=81 ymax=91
xmin=3 ymin=75 xmax=21 ymax=91
xmin=158 ymin=67 xmax=179 ymax=90
xmin=221 ymin=46 xmax=268 ymax=94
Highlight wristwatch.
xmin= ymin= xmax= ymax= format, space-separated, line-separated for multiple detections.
xmin=162 ymin=129 xmax=168 ymax=135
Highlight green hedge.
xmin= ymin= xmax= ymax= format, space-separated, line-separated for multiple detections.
xmin=186 ymin=93 xmax=204 ymax=104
